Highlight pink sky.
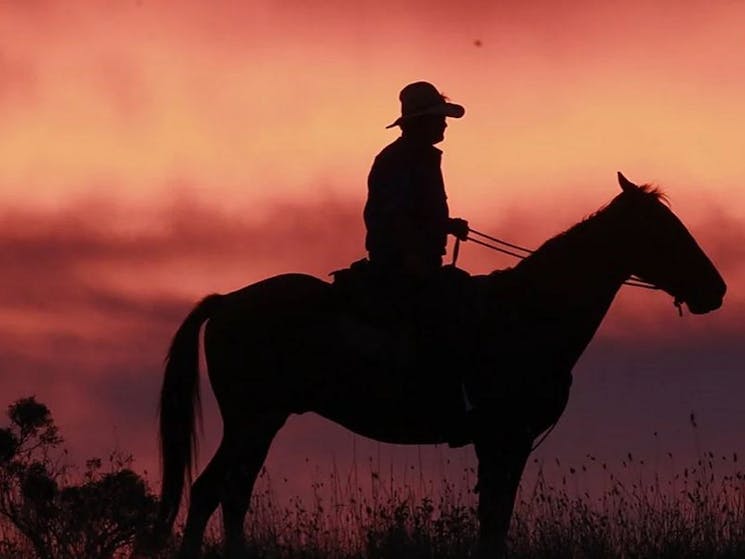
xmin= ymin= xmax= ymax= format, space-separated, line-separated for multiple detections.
xmin=1 ymin=0 xmax=743 ymax=503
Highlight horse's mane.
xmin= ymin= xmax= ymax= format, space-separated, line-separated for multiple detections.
xmin=581 ymin=183 xmax=668 ymax=222
xmin=637 ymin=183 xmax=667 ymax=199
xmin=501 ymin=184 xmax=668 ymax=277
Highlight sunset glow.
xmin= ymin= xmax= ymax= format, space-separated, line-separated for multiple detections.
xmin=1 ymin=0 xmax=743 ymax=501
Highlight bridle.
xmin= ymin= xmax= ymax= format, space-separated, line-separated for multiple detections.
xmin=453 ymin=228 xmax=683 ymax=451
xmin=459 ymin=228 xmax=685 ymax=316
xmin=455 ymin=227 xmax=659 ymax=291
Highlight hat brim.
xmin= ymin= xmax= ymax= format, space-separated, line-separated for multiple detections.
xmin=385 ymin=102 xmax=465 ymax=129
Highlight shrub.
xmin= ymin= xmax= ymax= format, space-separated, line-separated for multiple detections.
xmin=0 ymin=397 xmax=157 ymax=559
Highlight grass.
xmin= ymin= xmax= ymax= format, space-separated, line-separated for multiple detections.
xmin=173 ymin=448 xmax=745 ymax=559
xmin=509 ymin=451 xmax=745 ymax=558
xmin=2 ymin=447 xmax=744 ymax=558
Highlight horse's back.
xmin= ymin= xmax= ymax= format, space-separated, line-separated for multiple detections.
xmin=205 ymin=273 xmax=332 ymax=352
xmin=228 ymin=272 xmax=327 ymax=300
xmin=210 ymin=273 xmax=327 ymax=318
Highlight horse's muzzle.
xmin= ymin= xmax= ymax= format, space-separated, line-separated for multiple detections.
xmin=684 ymin=279 xmax=726 ymax=314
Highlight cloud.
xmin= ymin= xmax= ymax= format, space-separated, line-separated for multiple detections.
xmin=695 ymin=210 xmax=745 ymax=275
xmin=1 ymin=0 xmax=743 ymax=509
xmin=0 ymin=196 xmax=368 ymax=478
xmin=1 ymin=194 xmax=741 ymax=341
xmin=0 ymin=196 xmax=364 ymax=310
xmin=0 ymin=51 xmax=38 ymax=110
xmin=0 ymin=195 xmax=742 ymax=501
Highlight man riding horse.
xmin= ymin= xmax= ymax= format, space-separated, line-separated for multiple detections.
xmin=333 ymin=81 xmax=476 ymax=379
xmin=365 ymin=81 xmax=470 ymax=283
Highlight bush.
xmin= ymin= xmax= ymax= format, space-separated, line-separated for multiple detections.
xmin=0 ymin=397 xmax=157 ymax=559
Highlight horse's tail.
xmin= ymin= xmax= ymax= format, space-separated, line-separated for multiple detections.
xmin=157 ymin=293 xmax=223 ymax=535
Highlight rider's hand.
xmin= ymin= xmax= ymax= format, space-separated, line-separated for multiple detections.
xmin=449 ymin=218 xmax=469 ymax=241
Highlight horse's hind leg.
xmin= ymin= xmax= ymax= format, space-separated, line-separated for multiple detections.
xmin=221 ymin=413 xmax=287 ymax=559
xmin=178 ymin=439 xmax=233 ymax=559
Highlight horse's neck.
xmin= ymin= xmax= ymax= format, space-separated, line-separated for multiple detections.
xmin=498 ymin=205 xmax=631 ymax=360
xmin=519 ymin=205 xmax=630 ymax=303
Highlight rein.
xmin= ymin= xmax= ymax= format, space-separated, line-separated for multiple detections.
xmin=453 ymin=227 xmax=672 ymax=452
xmin=455 ymin=228 xmax=659 ymax=291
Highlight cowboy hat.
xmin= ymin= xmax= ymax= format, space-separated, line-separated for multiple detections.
xmin=385 ymin=81 xmax=465 ymax=129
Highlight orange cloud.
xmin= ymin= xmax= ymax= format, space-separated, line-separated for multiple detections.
xmin=2 ymin=0 xmax=744 ymax=505
xmin=0 ymin=194 xmax=742 ymax=503
xmin=2 ymin=0 xmax=744 ymax=219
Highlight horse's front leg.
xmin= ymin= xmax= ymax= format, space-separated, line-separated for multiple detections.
xmin=473 ymin=432 xmax=532 ymax=558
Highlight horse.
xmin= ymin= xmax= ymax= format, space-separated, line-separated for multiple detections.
xmin=156 ymin=173 xmax=725 ymax=558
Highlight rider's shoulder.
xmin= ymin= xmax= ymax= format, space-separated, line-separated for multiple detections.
xmin=374 ymin=137 xmax=437 ymax=167
xmin=375 ymin=137 xmax=407 ymax=159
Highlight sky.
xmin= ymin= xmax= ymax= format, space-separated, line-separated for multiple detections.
xmin=1 ymin=0 xmax=744 ymax=505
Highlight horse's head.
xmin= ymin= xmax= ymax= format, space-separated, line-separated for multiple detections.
xmin=615 ymin=172 xmax=726 ymax=314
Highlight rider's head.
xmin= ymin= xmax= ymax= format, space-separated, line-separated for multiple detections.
xmin=401 ymin=114 xmax=448 ymax=145
xmin=386 ymin=81 xmax=464 ymax=144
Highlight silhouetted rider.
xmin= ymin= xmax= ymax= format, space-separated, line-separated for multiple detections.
xmin=364 ymin=81 xmax=469 ymax=281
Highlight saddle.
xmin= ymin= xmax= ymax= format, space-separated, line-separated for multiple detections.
xmin=330 ymin=259 xmax=485 ymax=447
xmin=330 ymin=259 xmax=475 ymax=370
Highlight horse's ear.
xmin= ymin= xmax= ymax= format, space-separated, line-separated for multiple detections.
xmin=617 ymin=171 xmax=638 ymax=192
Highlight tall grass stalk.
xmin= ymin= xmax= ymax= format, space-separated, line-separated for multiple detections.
xmin=184 ymin=449 xmax=745 ymax=559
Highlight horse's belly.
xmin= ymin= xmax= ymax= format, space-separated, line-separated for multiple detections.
xmin=313 ymin=386 xmax=468 ymax=446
